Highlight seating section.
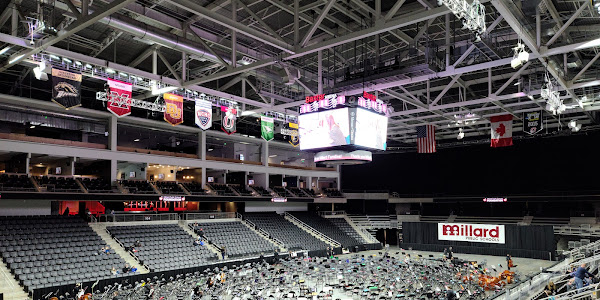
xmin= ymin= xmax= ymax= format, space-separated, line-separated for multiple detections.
xmin=288 ymin=187 xmax=311 ymax=197
xmin=228 ymin=184 xmax=254 ymax=196
xmin=328 ymin=218 xmax=368 ymax=244
xmin=189 ymin=222 xmax=275 ymax=257
xmin=207 ymin=183 xmax=236 ymax=196
xmin=290 ymin=212 xmax=363 ymax=247
xmin=155 ymin=181 xmax=186 ymax=194
xmin=37 ymin=176 xmax=82 ymax=192
xmin=301 ymin=188 xmax=316 ymax=197
xmin=244 ymin=213 xmax=329 ymax=251
xmin=250 ymin=185 xmax=271 ymax=196
xmin=80 ymin=177 xmax=114 ymax=193
xmin=323 ymin=188 xmax=344 ymax=198
xmin=181 ymin=182 xmax=207 ymax=195
xmin=0 ymin=174 xmax=36 ymax=191
xmin=272 ymin=186 xmax=295 ymax=197
xmin=119 ymin=180 xmax=156 ymax=194
xmin=0 ymin=216 xmax=129 ymax=292
xmin=106 ymin=224 xmax=217 ymax=272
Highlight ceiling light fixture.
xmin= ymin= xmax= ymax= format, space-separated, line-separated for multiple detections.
xmin=457 ymin=128 xmax=464 ymax=140
xmin=437 ymin=0 xmax=486 ymax=41
xmin=511 ymin=42 xmax=529 ymax=69
xmin=568 ymin=119 xmax=581 ymax=132
xmin=0 ymin=46 xmax=10 ymax=55
xmin=8 ymin=54 xmax=24 ymax=64
xmin=133 ymin=138 xmax=140 ymax=142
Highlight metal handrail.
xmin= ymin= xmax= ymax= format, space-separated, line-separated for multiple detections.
xmin=283 ymin=212 xmax=341 ymax=247
xmin=182 ymin=212 xmax=237 ymax=220
xmin=99 ymin=213 xmax=179 ymax=222
xmin=317 ymin=211 xmax=347 ymax=217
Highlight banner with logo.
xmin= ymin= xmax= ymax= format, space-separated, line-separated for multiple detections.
xmin=106 ymin=78 xmax=133 ymax=117
xmin=163 ymin=93 xmax=183 ymax=126
xmin=523 ymin=111 xmax=543 ymax=135
xmin=281 ymin=122 xmax=299 ymax=147
xmin=195 ymin=99 xmax=212 ymax=130
xmin=261 ymin=116 xmax=274 ymax=141
xmin=438 ymin=222 xmax=505 ymax=244
xmin=51 ymin=68 xmax=82 ymax=109
xmin=221 ymin=106 xmax=237 ymax=135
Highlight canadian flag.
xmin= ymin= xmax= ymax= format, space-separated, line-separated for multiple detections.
xmin=490 ymin=115 xmax=513 ymax=148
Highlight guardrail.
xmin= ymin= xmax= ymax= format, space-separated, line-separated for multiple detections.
xmin=181 ymin=212 xmax=237 ymax=220
xmin=554 ymin=225 xmax=600 ymax=238
xmin=284 ymin=212 xmax=341 ymax=247
xmin=99 ymin=213 xmax=179 ymax=222
xmin=317 ymin=211 xmax=347 ymax=217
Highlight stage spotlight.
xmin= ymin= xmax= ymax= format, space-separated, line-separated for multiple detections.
xmin=33 ymin=61 xmax=48 ymax=81
xmin=568 ymin=120 xmax=581 ymax=132
xmin=457 ymin=128 xmax=464 ymax=140
xmin=511 ymin=42 xmax=529 ymax=69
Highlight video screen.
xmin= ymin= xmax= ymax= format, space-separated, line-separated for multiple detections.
xmin=298 ymin=108 xmax=350 ymax=150
xmin=354 ymin=108 xmax=388 ymax=150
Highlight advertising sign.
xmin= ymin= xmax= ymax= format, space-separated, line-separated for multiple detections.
xmin=438 ymin=223 xmax=505 ymax=244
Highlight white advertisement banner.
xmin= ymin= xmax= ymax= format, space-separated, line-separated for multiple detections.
xmin=438 ymin=223 xmax=505 ymax=244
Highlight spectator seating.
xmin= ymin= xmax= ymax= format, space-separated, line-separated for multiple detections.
xmin=301 ymin=188 xmax=317 ymax=197
xmin=207 ymin=183 xmax=236 ymax=196
xmin=119 ymin=180 xmax=156 ymax=194
xmin=323 ymin=188 xmax=344 ymax=198
xmin=36 ymin=176 xmax=82 ymax=192
xmin=154 ymin=181 xmax=186 ymax=194
xmin=250 ymin=185 xmax=271 ymax=196
xmin=272 ymin=186 xmax=295 ymax=197
xmin=0 ymin=174 xmax=36 ymax=191
xmin=189 ymin=222 xmax=275 ymax=257
xmin=106 ymin=224 xmax=217 ymax=272
xmin=0 ymin=216 xmax=129 ymax=292
xmin=328 ymin=218 xmax=368 ymax=244
xmin=228 ymin=184 xmax=254 ymax=196
xmin=287 ymin=187 xmax=311 ymax=197
xmin=243 ymin=213 xmax=329 ymax=251
xmin=80 ymin=177 xmax=114 ymax=193
xmin=181 ymin=182 xmax=207 ymax=195
xmin=290 ymin=212 xmax=363 ymax=248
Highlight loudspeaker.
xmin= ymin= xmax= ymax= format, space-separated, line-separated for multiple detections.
xmin=170 ymin=170 xmax=174 ymax=173
xmin=141 ymin=167 xmax=145 ymax=171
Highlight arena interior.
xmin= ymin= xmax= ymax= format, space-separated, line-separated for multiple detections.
xmin=1 ymin=0 xmax=600 ymax=299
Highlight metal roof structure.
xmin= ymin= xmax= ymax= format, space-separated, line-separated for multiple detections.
xmin=0 ymin=0 xmax=599 ymax=147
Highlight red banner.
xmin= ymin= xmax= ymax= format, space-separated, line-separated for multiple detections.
xmin=163 ymin=93 xmax=184 ymax=126
xmin=106 ymin=79 xmax=132 ymax=117
xmin=221 ymin=106 xmax=237 ymax=135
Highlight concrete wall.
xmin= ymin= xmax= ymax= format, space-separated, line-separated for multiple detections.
xmin=116 ymin=162 xmax=146 ymax=180
xmin=0 ymin=200 xmax=52 ymax=216
xmin=244 ymin=201 xmax=307 ymax=213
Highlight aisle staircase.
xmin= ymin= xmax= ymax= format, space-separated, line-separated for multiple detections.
xmin=0 ymin=260 xmax=30 ymax=300
xmin=88 ymin=223 xmax=149 ymax=274
xmin=178 ymin=221 xmax=223 ymax=257
xmin=283 ymin=212 xmax=341 ymax=248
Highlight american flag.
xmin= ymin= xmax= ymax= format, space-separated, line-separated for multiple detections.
xmin=416 ymin=125 xmax=436 ymax=153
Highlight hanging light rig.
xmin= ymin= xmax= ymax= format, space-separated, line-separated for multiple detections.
xmin=437 ymin=0 xmax=487 ymax=42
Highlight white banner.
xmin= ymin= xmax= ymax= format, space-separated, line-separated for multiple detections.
xmin=438 ymin=223 xmax=505 ymax=244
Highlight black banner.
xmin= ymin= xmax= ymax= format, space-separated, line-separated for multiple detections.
xmin=51 ymin=68 xmax=82 ymax=109
xmin=523 ymin=111 xmax=543 ymax=135
xmin=402 ymin=222 xmax=556 ymax=259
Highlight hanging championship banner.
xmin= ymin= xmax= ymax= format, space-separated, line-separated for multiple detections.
xmin=163 ymin=93 xmax=183 ymax=126
xmin=106 ymin=79 xmax=133 ymax=117
xmin=281 ymin=122 xmax=299 ymax=147
xmin=195 ymin=99 xmax=212 ymax=130
xmin=221 ymin=106 xmax=237 ymax=135
xmin=261 ymin=116 xmax=274 ymax=141
xmin=523 ymin=111 xmax=543 ymax=135
xmin=51 ymin=68 xmax=82 ymax=110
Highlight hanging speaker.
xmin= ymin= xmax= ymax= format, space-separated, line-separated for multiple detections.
xmin=170 ymin=170 xmax=174 ymax=173
xmin=141 ymin=167 xmax=145 ymax=171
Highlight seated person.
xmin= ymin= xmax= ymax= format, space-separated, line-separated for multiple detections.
xmin=134 ymin=240 xmax=142 ymax=248
xmin=122 ymin=264 xmax=131 ymax=273
xmin=111 ymin=267 xmax=118 ymax=275
xmin=544 ymin=281 xmax=556 ymax=296
xmin=193 ymin=237 xmax=203 ymax=246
